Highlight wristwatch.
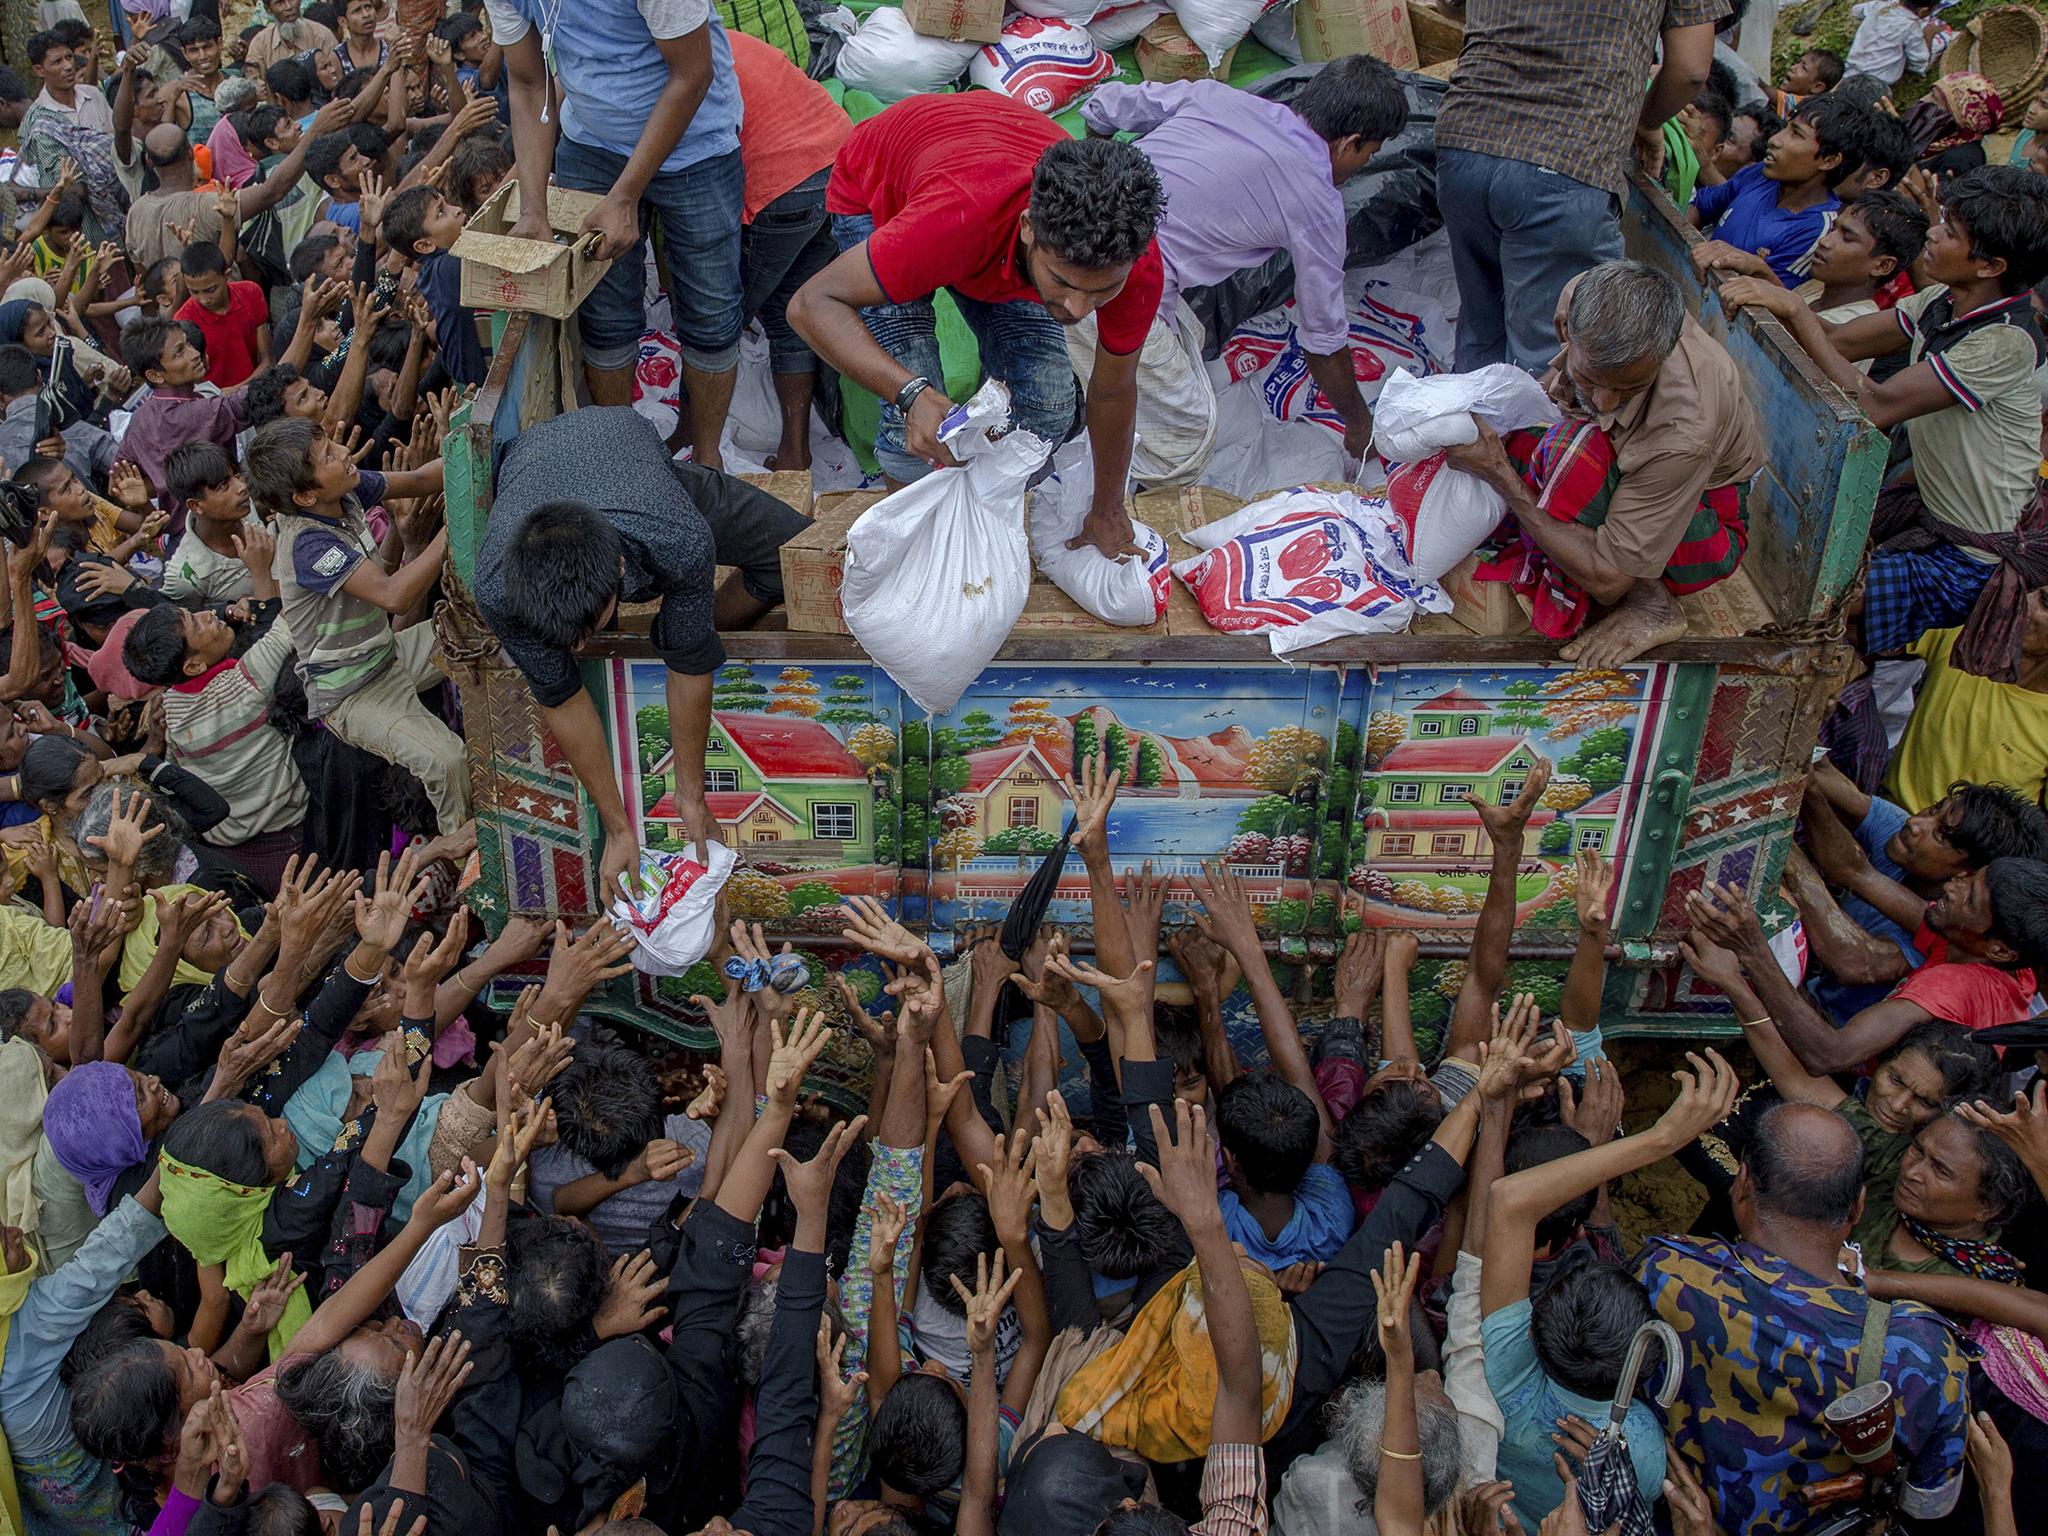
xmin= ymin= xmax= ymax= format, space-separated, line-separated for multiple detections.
xmin=894 ymin=375 xmax=932 ymax=415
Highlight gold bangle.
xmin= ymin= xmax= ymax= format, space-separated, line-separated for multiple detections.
xmin=1738 ymin=1016 xmax=1774 ymax=1029
xmin=1380 ymin=1447 xmax=1422 ymax=1461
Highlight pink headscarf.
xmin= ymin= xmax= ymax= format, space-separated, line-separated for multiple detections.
xmin=207 ymin=115 xmax=259 ymax=191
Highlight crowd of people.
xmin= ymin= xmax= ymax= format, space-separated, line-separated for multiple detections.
xmin=0 ymin=0 xmax=2040 ymax=1534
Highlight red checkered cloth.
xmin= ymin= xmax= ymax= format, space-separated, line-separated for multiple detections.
xmin=1471 ymin=421 xmax=1748 ymax=639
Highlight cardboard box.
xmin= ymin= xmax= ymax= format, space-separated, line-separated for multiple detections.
xmin=778 ymin=485 xmax=1247 ymax=638
xmin=742 ymin=469 xmax=815 ymax=519
xmin=1438 ymin=553 xmax=1531 ymax=637
xmin=454 ymin=181 xmax=614 ymax=319
xmin=1295 ymin=0 xmax=1417 ymax=66
xmin=1134 ymin=14 xmax=1237 ymax=80
xmin=902 ymin=0 xmax=1002 ymax=44
xmin=1405 ymin=0 xmax=1463 ymax=65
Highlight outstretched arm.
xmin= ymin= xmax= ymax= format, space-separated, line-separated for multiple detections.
xmin=1447 ymin=759 xmax=1553 ymax=1059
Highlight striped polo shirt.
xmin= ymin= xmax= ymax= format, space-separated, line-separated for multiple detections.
xmin=163 ymin=616 xmax=308 ymax=845
xmin=273 ymin=469 xmax=395 ymax=716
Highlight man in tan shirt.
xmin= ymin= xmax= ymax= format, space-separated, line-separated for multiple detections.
xmin=245 ymin=0 xmax=340 ymax=75
xmin=1450 ymin=259 xmax=1765 ymax=668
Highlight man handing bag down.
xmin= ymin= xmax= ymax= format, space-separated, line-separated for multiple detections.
xmin=1077 ymin=57 xmax=1412 ymax=480
xmin=788 ymin=92 xmax=1165 ymax=559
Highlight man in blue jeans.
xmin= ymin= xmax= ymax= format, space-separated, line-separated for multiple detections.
xmin=486 ymin=0 xmax=743 ymax=468
xmin=789 ymin=92 xmax=1165 ymax=560
xmin=1436 ymin=0 xmax=1722 ymax=372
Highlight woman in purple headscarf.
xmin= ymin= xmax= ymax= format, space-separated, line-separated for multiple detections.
xmin=42 ymin=1060 xmax=179 ymax=1217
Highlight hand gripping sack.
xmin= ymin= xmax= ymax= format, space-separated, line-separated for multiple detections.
xmin=1173 ymin=485 xmax=1448 ymax=656
xmin=610 ymin=840 xmax=739 ymax=977
xmin=970 ymin=16 xmax=1116 ymax=112
xmin=1373 ymin=365 xmax=1560 ymax=581
xmin=1029 ymin=441 xmax=1171 ymax=627
xmin=841 ymin=380 xmax=1053 ymax=715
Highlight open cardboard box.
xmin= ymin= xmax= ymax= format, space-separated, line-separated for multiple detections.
xmin=779 ymin=485 xmax=1245 ymax=638
xmin=454 ymin=181 xmax=614 ymax=319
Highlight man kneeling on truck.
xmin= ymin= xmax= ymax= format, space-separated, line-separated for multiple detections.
xmin=1446 ymin=259 xmax=1765 ymax=669
xmin=471 ymin=406 xmax=812 ymax=900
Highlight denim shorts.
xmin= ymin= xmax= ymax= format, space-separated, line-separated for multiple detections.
xmin=554 ymin=136 xmax=745 ymax=374
xmin=830 ymin=212 xmax=1079 ymax=484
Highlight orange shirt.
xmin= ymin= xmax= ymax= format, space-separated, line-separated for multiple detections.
xmin=728 ymin=32 xmax=851 ymax=223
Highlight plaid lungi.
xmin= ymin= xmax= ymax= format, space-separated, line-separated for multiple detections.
xmin=1472 ymin=420 xmax=1748 ymax=640
xmin=1862 ymin=539 xmax=1999 ymax=656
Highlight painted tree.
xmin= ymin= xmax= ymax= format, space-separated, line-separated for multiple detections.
xmin=1492 ymin=699 xmax=1549 ymax=735
xmin=1246 ymin=724 xmax=1327 ymax=795
xmin=956 ymin=709 xmax=1002 ymax=751
xmin=1366 ymin=711 xmax=1407 ymax=763
xmin=712 ymin=665 xmax=769 ymax=711
xmin=1540 ymin=775 xmax=1594 ymax=812
xmin=635 ymin=706 xmax=670 ymax=770
xmin=1135 ymin=735 xmax=1166 ymax=788
xmin=818 ymin=674 xmax=876 ymax=728
xmin=1004 ymin=698 xmax=1066 ymax=746
xmin=1540 ymin=820 xmax=1574 ymax=855
xmin=768 ymin=667 xmax=821 ymax=718
xmin=1102 ymin=722 xmax=1131 ymax=778
xmin=848 ymin=723 xmax=895 ymax=774
xmin=1071 ymin=712 xmax=1099 ymax=767
xmin=933 ymin=827 xmax=982 ymax=868
xmin=725 ymin=869 xmax=791 ymax=920
xmin=984 ymin=826 xmax=1060 ymax=856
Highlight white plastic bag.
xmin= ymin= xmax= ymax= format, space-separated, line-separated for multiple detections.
xmin=1086 ymin=0 xmax=1164 ymax=44
xmin=611 ymin=840 xmax=739 ymax=977
xmin=1373 ymin=364 xmax=1559 ymax=581
xmin=1173 ymin=485 xmax=1449 ymax=655
xmin=834 ymin=7 xmax=979 ymax=101
xmin=970 ymin=16 xmax=1116 ymax=112
xmin=1030 ymin=441 xmax=1172 ymax=627
xmin=842 ymin=380 xmax=1052 ymax=714
xmin=1164 ymin=0 xmax=1286 ymax=68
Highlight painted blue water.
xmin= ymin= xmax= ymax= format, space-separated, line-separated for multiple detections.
xmin=1099 ymin=794 xmax=1261 ymax=853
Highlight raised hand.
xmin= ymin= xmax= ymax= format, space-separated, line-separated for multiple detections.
xmin=241 ymin=1253 xmax=305 ymax=1336
xmin=1046 ymin=951 xmax=1154 ymax=1019
xmin=866 ymin=1191 xmax=908 ymax=1278
xmin=392 ymin=1331 xmax=472 ymax=1444
xmin=629 ymin=1137 xmax=695 ymax=1184
xmin=1559 ymin=1054 xmax=1625 ymax=1149
xmin=1056 ymin=749 xmax=1120 ymax=856
xmin=1136 ymin=1099 xmax=1220 ymax=1230
xmin=1189 ymin=859 xmax=1260 ymax=959
xmin=974 ymin=1123 xmax=1039 ymax=1245
xmin=949 ymin=1248 xmax=1024 ymax=1359
xmin=408 ymin=1160 xmax=484 ymax=1229
xmin=354 ymin=846 xmax=430 ymax=953
xmin=924 ymin=1047 xmax=973 ymax=1137
xmin=1467 ymin=756 xmax=1553 ymax=846
xmin=835 ymin=972 xmax=895 ymax=1057
xmin=1574 ymin=846 xmax=1613 ymax=932
xmin=369 ymin=1030 xmax=433 ymax=1124
xmin=486 ymin=1081 xmax=548 ymax=1190
xmin=816 ymin=1318 xmax=866 ymax=1425
xmin=593 ymin=1250 xmax=668 ymax=1339
xmin=764 ymin=1008 xmax=832 ymax=1109
xmin=209 ymin=1013 xmax=301 ymax=1100
xmin=1372 ymin=1239 xmax=1422 ymax=1353
xmin=767 ymin=1113 xmax=868 ymax=1221
xmin=1333 ymin=918 xmax=1387 ymax=1018
xmin=1956 ymin=1081 xmax=2048 ymax=1173
xmin=837 ymin=894 xmax=928 ymax=966
xmin=1032 ymin=1089 xmax=1075 ymax=1195
xmin=1651 ymin=1050 xmax=1741 ymax=1149
xmin=83 ymin=786 xmax=162 ymax=869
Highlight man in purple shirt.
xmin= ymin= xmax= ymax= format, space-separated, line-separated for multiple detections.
xmin=1079 ymin=57 xmax=1407 ymax=473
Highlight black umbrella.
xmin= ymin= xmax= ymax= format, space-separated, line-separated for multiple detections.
xmin=999 ymin=814 xmax=1077 ymax=961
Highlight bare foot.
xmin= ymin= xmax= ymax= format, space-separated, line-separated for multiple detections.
xmin=1560 ymin=581 xmax=1686 ymax=669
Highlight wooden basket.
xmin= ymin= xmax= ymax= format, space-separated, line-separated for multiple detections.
xmin=1936 ymin=5 xmax=2048 ymax=108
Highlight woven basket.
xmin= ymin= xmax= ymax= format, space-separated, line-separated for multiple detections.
xmin=1936 ymin=5 xmax=2048 ymax=108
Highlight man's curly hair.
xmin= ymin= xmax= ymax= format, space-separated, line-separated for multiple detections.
xmin=1027 ymin=137 xmax=1163 ymax=270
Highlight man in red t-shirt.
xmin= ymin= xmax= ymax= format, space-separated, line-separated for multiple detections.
xmin=173 ymin=240 xmax=271 ymax=389
xmin=790 ymin=92 xmax=1164 ymax=559
xmin=1688 ymin=861 xmax=2048 ymax=1073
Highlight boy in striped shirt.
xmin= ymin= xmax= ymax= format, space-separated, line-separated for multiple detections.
xmin=121 ymin=526 xmax=309 ymax=894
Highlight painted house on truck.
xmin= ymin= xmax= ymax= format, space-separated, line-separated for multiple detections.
xmin=646 ymin=713 xmax=875 ymax=864
xmin=1361 ymin=690 xmax=1554 ymax=864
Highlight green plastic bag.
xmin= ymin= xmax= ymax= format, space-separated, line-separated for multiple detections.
xmin=719 ymin=0 xmax=809 ymax=70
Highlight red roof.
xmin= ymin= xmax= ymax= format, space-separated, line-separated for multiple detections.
xmin=647 ymin=790 xmax=782 ymax=821
xmin=716 ymin=714 xmax=865 ymax=779
xmin=1375 ymin=737 xmax=1529 ymax=775
xmin=1578 ymin=787 xmax=1624 ymax=816
xmin=1366 ymin=807 xmax=1555 ymax=830
xmin=964 ymin=742 xmax=1063 ymax=793
xmin=1413 ymin=686 xmax=1488 ymax=712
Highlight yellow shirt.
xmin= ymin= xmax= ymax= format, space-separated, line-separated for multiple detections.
xmin=1888 ymin=628 xmax=2048 ymax=811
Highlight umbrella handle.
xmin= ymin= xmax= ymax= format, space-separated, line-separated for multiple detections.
xmin=1607 ymin=1318 xmax=1684 ymax=1427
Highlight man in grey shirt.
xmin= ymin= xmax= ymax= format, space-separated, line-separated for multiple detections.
xmin=0 ymin=342 xmax=114 ymax=485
